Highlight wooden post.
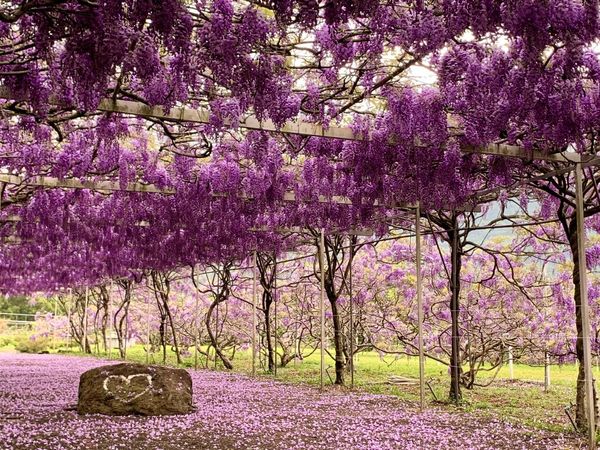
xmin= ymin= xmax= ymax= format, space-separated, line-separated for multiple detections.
xmin=508 ymin=346 xmax=514 ymax=380
xmin=576 ymin=162 xmax=596 ymax=449
xmin=319 ymin=228 xmax=326 ymax=390
xmin=83 ymin=287 xmax=89 ymax=354
xmin=544 ymin=351 xmax=551 ymax=392
xmin=416 ymin=203 xmax=425 ymax=410
xmin=252 ymin=251 xmax=258 ymax=376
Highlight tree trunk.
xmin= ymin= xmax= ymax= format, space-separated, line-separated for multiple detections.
xmin=263 ymin=290 xmax=275 ymax=372
xmin=206 ymin=299 xmax=233 ymax=370
xmin=115 ymin=302 xmax=130 ymax=359
xmin=449 ymin=227 xmax=463 ymax=402
xmin=162 ymin=297 xmax=181 ymax=365
xmin=328 ymin=289 xmax=346 ymax=385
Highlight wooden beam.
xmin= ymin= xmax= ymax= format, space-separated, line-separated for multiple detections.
xmin=249 ymin=226 xmax=374 ymax=237
xmin=98 ymin=99 xmax=580 ymax=162
xmin=97 ymin=98 xmax=357 ymax=140
xmin=462 ymin=143 xmax=581 ymax=163
xmin=0 ymin=89 xmax=580 ymax=162
xmin=0 ymin=174 xmax=483 ymax=215
xmin=0 ymin=215 xmax=21 ymax=223
xmin=0 ymin=174 xmax=173 ymax=194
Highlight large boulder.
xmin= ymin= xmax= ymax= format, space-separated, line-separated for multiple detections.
xmin=77 ymin=363 xmax=194 ymax=416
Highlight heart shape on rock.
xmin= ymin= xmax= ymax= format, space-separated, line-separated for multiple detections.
xmin=103 ymin=374 xmax=153 ymax=403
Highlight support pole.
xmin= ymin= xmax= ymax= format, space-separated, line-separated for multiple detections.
xmin=508 ymin=346 xmax=514 ymax=380
xmin=107 ymin=282 xmax=112 ymax=359
xmin=252 ymin=251 xmax=258 ymax=377
xmin=146 ymin=294 xmax=151 ymax=365
xmin=67 ymin=288 xmax=73 ymax=349
xmin=83 ymin=287 xmax=89 ymax=354
xmin=52 ymin=296 xmax=58 ymax=351
xmin=576 ymin=162 xmax=596 ymax=449
xmin=544 ymin=351 xmax=551 ymax=392
xmin=194 ymin=292 xmax=199 ymax=370
xmin=124 ymin=302 xmax=129 ymax=360
xmin=274 ymin=255 xmax=278 ymax=377
xmin=450 ymin=214 xmax=461 ymax=403
xmin=349 ymin=237 xmax=355 ymax=389
xmin=319 ymin=228 xmax=326 ymax=390
xmin=215 ymin=302 xmax=219 ymax=369
xmin=416 ymin=203 xmax=425 ymax=411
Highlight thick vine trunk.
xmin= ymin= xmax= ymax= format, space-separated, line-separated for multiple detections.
xmin=114 ymin=302 xmax=130 ymax=359
xmin=328 ymin=289 xmax=346 ymax=385
xmin=449 ymin=229 xmax=462 ymax=402
xmin=100 ymin=306 xmax=108 ymax=354
xmin=162 ymin=298 xmax=181 ymax=364
xmin=206 ymin=299 xmax=233 ymax=370
xmin=263 ymin=291 xmax=275 ymax=372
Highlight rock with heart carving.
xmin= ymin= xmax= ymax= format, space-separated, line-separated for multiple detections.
xmin=77 ymin=363 xmax=193 ymax=416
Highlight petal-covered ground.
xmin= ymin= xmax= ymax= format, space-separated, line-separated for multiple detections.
xmin=0 ymin=353 xmax=580 ymax=450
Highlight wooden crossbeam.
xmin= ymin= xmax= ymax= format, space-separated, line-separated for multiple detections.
xmin=0 ymin=89 xmax=581 ymax=162
xmin=461 ymin=143 xmax=581 ymax=163
xmin=0 ymin=173 xmax=412 ymax=209
xmin=0 ymin=215 xmax=21 ymax=223
xmin=97 ymin=98 xmax=357 ymax=140
xmin=249 ymin=226 xmax=375 ymax=237
xmin=0 ymin=174 xmax=173 ymax=194
xmin=98 ymin=98 xmax=580 ymax=162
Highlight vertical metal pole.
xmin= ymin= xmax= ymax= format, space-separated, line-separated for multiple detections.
xmin=508 ymin=346 xmax=514 ymax=380
xmin=416 ymin=203 xmax=425 ymax=410
xmin=124 ymin=318 xmax=128 ymax=360
xmin=146 ymin=294 xmax=151 ymax=365
xmin=544 ymin=351 xmax=550 ymax=392
xmin=576 ymin=162 xmax=596 ymax=449
xmin=252 ymin=251 xmax=258 ymax=377
xmin=349 ymin=237 xmax=355 ymax=389
xmin=273 ymin=255 xmax=278 ymax=377
xmin=319 ymin=228 xmax=326 ymax=390
xmin=83 ymin=287 xmax=89 ymax=354
xmin=214 ymin=302 xmax=219 ymax=369
xmin=451 ymin=215 xmax=461 ymax=403
xmin=194 ymin=292 xmax=199 ymax=370
xmin=68 ymin=288 xmax=73 ymax=349
xmin=52 ymin=296 xmax=58 ymax=351
xmin=107 ymin=282 xmax=112 ymax=359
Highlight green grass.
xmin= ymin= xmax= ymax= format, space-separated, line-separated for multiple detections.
xmin=1 ymin=340 xmax=589 ymax=436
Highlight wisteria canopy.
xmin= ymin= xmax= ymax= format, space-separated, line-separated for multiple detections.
xmin=0 ymin=0 xmax=597 ymax=290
